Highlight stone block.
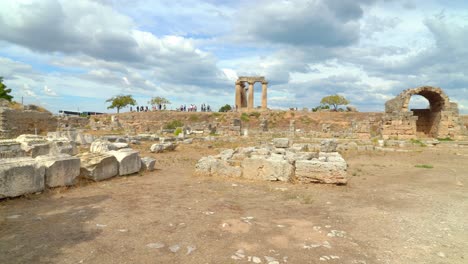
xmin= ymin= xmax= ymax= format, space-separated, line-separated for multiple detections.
xmin=0 ymin=157 xmax=45 ymax=198
xmin=78 ymin=152 xmax=119 ymax=181
xmin=90 ymin=139 xmax=118 ymax=153
xmin=108 ymin=149 xmax=141 ymax=176
xmin=241 ymin=157 xmax=294 ymax=182
xmin=295 ymin=159 xmax=347 ymax=184
xmin=140 ymin=157 xmax=156 ymax=172
xmin=150 ymin=142 xmax=177 ymax=153
xmin=320 ymin=139 xmax=338 ymax=152
xmin=49 ymin=139 xmax=77 ymax=156
xmin=272 ymin=138 xmax=291 ymax=148
xmin=36 ymin=155 xmax=80 ymax=187
xmin=195 ymin=156 xmax=242 ymax=178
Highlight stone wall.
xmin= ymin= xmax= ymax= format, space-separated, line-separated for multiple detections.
xmin=0 ymin=107 xmax=58 ymax=139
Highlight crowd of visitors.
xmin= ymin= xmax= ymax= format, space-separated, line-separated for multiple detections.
xmin=129 ymin=103 xmax=211 ymax=112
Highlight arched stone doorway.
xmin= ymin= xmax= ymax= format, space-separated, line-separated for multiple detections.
xmin=383 ymin=86 xmax=461 ymax=139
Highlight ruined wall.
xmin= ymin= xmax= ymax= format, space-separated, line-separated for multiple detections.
xmin=89 ymin=111 xmax=384 ymax=139
xmin=0 ymin=107 xmax=58 ymax=139
xmin=57 ymin=116 xmax=89 ymax=130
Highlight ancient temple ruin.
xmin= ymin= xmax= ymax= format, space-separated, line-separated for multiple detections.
xmin=382 ymin=86 xmax=462 ymax=139
xmin=235 ymin=76 xmax=268 ymax=110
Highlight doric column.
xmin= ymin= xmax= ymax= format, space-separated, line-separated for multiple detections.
xmin=248 ymin=82 xmax=254 ymax=109
xmin=261 ymin=81 xmax=268 ymax=109
xmin=235 ymin=81 xmax=242 ymax=110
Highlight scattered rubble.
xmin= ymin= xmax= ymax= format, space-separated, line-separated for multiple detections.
xmin=195 ymin=138 xmax=348 ymax=185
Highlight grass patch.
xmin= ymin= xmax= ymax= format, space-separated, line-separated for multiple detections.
xmin=188 ymin=114 xmax=200 ymax=122
xmin=415 ymin=164 xmax=434 ymax=169
xmin=164 ymin=120 xmax=184 ymax=129
xmin=240 ymin=113 xmax=250 ymax=122
xmin=410 ymin=139 xmax=427 ymax=147
xmin=437 ymin=137 xmax=454 ymax=142
xmin=249 ymin=111 xmax=261 ymax=118
xmin=174 ymin=127 xmax=183 ymax=136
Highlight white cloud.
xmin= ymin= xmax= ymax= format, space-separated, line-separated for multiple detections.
xmin=43 ymin=85 xmax=57 ymax=96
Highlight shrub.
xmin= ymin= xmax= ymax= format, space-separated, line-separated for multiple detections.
xmin=240 ymin=113 xmax=250 ymax=122
xmin=437 ymin=137 xmax=454 ymax=141
xmin=174 ymin=127 xmax=183 ymax=136
xmin=249 ymin=111 xmax=261 ymax=118
xmin=165 ymin=120 xmax=184 ymax=129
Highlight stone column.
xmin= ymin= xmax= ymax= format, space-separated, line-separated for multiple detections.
xmin=248 ymin=82 xmax=254 ymax=109
xmin=261 ymin=81 xmax=268 ymax=110
xmin=235 ymin=81 xmax=242 ymax=110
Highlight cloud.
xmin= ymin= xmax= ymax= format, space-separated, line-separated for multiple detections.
xmin=233 ymin=0 xmax=375 ymax=47
xmin=0 ymin=0 xmax=229 ymax=88
xmin=43 ymin=85 xmax=57 ymax=96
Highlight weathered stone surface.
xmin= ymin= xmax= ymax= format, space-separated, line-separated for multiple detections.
xmin=90 ymin=140 xmax=129 ymax=153
xmin=195 ymin=156 xmax=242 ymax=178
xmin=150 ymin=142 xmax=177 ymax=153
xmin=0 ymin=140 xmax=26 ymax=159
xmin=272 ymin=138 xmax=290 ymax=148
xmin=140 ymin=157 xmax=156 ymax=172
xmin=0 ymin=157 xmax=45 ymax=198
xmin=320 ymin=139 xmax=338 ymax=153
xmin=195 ymin=145 xmax=347 ymax=185
xmin=78 ymin=152 xmax=119 ymax=181
xmin=295 ymin=154 xmax=347 ymax=184
xmin=36 ymin=155 xmax=80 ymax=187
xmin=108 ymin=149 xmax=141 ymax=176
xmin=15 ymin=134 xmax=51 ymax=157
xmin=241 ymin=157 xmax=294 ymax=182
xmin=49 ymin=139 xmax=77 ymax=156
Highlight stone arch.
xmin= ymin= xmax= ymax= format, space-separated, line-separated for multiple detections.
xmin=383 ymin=86 xmax=461 ymax=139
xmin=399 ymin=86 xmax=450 ymax=113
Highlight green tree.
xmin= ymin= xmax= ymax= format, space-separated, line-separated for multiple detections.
xmin=149 ymin=96 xmax=171 ymax=106
xmin=106 ymin=94 xmax=136 ymax=113
xmin=320 ymin=94 xmax=349 ymax=111
xmin=0 ymin=77 xmax=13 ymax=102
xmin=218 ymin=104 xmax=231 ymax=112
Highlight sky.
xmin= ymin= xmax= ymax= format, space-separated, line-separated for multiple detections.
xmin=1 ymin=0 xmax=467 ymax=114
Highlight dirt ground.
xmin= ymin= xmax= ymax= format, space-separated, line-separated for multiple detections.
xmin=1 ymin=141 xmax=467 ymax=264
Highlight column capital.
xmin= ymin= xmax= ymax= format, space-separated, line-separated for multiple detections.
xmin=235 ymin=80 xmax=242 ymax=85
xmin=262 ymin=81 xmax=269 ymax=85
xmin=248 ymin=81 xmax=256 ymax=85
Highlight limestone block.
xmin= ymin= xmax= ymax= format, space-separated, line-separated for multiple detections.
xmin=285 ymin=152 xmax=316 ymax=163
xmin=90 ymin=139 xmax=117 ymax=153
xmin=108 ymin=149 xmax=141 ymax=176
xmin=0 ymin=140 xmax=27 ymax=159
xmin=150 ymin=142 xmax=177 ymax=153
xmin=295 ymin=159 xmax=347 ymax=184
xmin=140 ymin=157 xmax=156 ymax=172
xmin=36 ymin=155 xmax=80 ymax=187
xmin=78 ymin=152 xmax=119 ymax=181
xmin=320 ymin=139 xmax=338 ymax=153
xmin=91 ymin=140 xmax=128 ymax=153
xmin=290 ymin=143 xmax=308 ymax=152
xmin=195 ymin=156 xmax=241 ymax=178
xmin=272 ymin=138 xmax=291 ymax=148
xmin=218 ymin=149 xmax=235 ymax=160
xmin=49 ymin=139 xmax=77 ymax=156
xmin=16 ymin=134 xmax=51 ymax=157
xmin=241 ymin=157 xmax=294 ymax=182
xmin=182 ymin=138 xmax=193 ymax=144
xmin=0 ymin=157 xmax=45 ymax=198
